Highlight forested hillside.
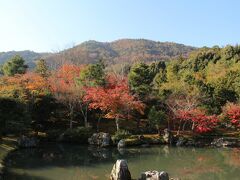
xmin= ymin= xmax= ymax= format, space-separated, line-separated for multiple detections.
xmin=45 ymin=39 xmax=196 ymax=67
xmin=0 ymin=51 xmax=46 ymax=68
xmin=0 ymin=39 xmax=195 ymax=69
xmin=0 ymin=45 xmax=239 ymax=137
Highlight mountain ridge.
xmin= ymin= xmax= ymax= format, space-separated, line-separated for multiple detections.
xmin=0 ymin=39 xmax=197 ymax=67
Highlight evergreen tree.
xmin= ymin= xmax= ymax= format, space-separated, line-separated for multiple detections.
xmin=35 ymin=59 xmax=49 ymax=77
xmin=2 ymin=55 xmax=28 ymax=76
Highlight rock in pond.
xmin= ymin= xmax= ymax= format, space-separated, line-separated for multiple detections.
xmin=88 ymin=132 xmax=111 ymax=147
xmin=140 ymin=170 xmax=169 ymax=180
xmin=110 ymin=159 xmax=131 ymax=180
xmin=17 ymin=135 xmax=38 ymax=148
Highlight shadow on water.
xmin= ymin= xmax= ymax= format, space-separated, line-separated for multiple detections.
xmin=4 ymin=144 xmax=170 ymax=169
xmin=3 ymin=171 xmax=51 ymax=180
xmin=2 ymin=144 xmax=240 ymax=180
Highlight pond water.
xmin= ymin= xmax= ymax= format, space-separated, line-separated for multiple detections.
xmin=3 ymin=144 xmax=240 ymax=180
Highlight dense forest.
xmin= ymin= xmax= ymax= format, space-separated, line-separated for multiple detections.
xmin=0 ymin=45 xmax=239 ymax=142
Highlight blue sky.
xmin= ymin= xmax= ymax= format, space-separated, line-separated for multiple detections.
xmin=0 ymin=0 xmax=239 ymax=52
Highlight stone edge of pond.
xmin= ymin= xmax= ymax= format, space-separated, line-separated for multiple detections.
xmin=0 ymin=137 xmax=18 ymax=180
xmin=88 ymin=131 xmax=240 ymax=149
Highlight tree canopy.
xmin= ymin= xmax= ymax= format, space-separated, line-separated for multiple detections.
xmin=1 ymin=55 xmax=28 ymax=76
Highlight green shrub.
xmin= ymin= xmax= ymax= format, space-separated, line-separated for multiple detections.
xmin=148 ymin=106 xmax=168 ymax=134
xmin=44 ymin=129 xmax=63 ymax=141
xmin=112 ymin=129 xmax=131 ymax=143
xmin=0 ymin=98 xmax=30 ymax=135
xmin=59 ymin=127 xmax=93 ymax=143
xmin=124 ymin=138 xmax=142 ymax=146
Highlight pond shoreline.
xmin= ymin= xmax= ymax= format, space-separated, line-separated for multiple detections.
xmin=3 ymin=142 xmax=240 ymax=180
xmin=0 ymin=137 xmax=17 ymax=180
xmin=1 ymin=133 xmax=240 ymax=179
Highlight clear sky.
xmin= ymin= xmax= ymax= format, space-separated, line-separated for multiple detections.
xmin=0 ymin=0 xmax=239 ymax=52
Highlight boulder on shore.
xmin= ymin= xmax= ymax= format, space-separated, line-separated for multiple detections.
xmin=140 ymin=170 xmax=169 ymax=180
xmin=163 ymin=129 xmax=173 ymax=145
xmin=118 ymin=139 xmax=126 ymax=149
xmin=110 ymin=160 xmax=131 ymax=180
xmin=88 ymin=132 xmax=111 ymax=147
xmin=17 ymin=135 xmax=38 ymax=148
xmin=211 ymin=137 xmax=240 ymax=147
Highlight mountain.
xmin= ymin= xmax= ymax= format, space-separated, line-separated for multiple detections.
xmin=0 ymin=39 xmax=196 ymax=68
xmin=0 ymin=50 xmax=47 ymax=68
xmin=45 ymin=39 xmax=196 ymax=67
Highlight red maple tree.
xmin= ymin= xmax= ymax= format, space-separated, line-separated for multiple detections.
xmin=177 ymin=109 xmax=219 ymax=133
xmin=223 ymin=103 xmax=240 ymax=128
xmin=84 ymin=75 xmax=145 ymax=131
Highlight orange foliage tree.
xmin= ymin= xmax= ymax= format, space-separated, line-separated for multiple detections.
xmin=0 ymin=72 xmax=49 ymax=101
xmin=49 ymin=64 xmax=89 ymax=128
xmin=84 ymin=75 xmax=145 ymax=131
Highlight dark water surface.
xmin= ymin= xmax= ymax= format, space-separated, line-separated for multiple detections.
xmin=3 ymin=144 xmax=240 ymax=180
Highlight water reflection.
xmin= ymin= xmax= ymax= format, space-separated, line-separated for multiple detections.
xmin=3 ymin=145 xmax=240 ymax=180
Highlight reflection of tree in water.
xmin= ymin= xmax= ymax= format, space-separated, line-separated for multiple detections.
xmin=3 ymin=170 xmax=50 ymax=180
xmin=4 ymin=145 xmax=240 ymax=180
xmin=222 ymin=148 xmax=240 ymax=168
xmin=172 ymin=148 xmax=240 ymax=180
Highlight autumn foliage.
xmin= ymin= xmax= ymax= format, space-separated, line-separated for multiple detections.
xmin=49 ymin=64 xmax=82 ymax=93
xmin=84 ymin=74 xmax=145 ymax=130
xmin=0 ymin=72 xmax=49 ymax=98
xmin=223 ymin=103 xmax=240 ymax=128
xmin=177 ymin=109 xmax=219 ymax=133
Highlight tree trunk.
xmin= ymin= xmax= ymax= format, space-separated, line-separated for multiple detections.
xmin=84 ymin=116 xmax=88 ymax=128
xmin=115 ymin=117 xmax=120 ymax=131
xmin=177 ymin=120 xmax=182 ymax=135
xmin=69 ymin=105 xmax=74 ymax=129
xmin=156 ymin=125 xmax=160 ymax=135
xmin=182 ymin=121 xmax=187 ymax=131
xmin=136 ymin=119 xmax=141 ymax=130
xmin=80 ymin=102 xmax=88 ymax=128
xmin=168 ymin=119 xmax=170 ymax=130
xmin=70 ymin=118 xmax=73 ymax=129
xmin=84 ymin=104 xmax=88 ymax=127
xmin=97 ymin=117 xmax=101 ymax=132
xmin=191 ymin=122 xmax=195 ymax=131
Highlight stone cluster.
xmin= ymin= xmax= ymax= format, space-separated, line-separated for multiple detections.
xmin=110 ymin=160 xmax=170 ymax=180
xmin=88 ymin=132 xmax=111 ymax=147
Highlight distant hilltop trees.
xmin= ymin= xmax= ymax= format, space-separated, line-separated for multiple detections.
xmin=0 ymin=39 xmax=196 ymax=69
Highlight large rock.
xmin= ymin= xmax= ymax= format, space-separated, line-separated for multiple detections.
xmin=118 ymin=139 xmax=126 ymax=149
xmin=88 ymin=132 xmax=111 ymax=147
xmin=140 ymin=171 xmax=169 ymax=180
xmin=102 ymin=133 xmax=111 ymax=147
xmin=163 ymin=129 xmax=173 ymax=145
xmin=17 ymin=135 xmax=38 ymax=148
xmin=176 ymin=137 xmax=186 ymax=147
xmin=211 ymin=137 xmax=240 ymax=147
xmin=110 ymin=160 xmax=131 ymax=180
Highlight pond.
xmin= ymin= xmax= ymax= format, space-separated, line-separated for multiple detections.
xmin=3 ymin=144 xmax=240 ymax=180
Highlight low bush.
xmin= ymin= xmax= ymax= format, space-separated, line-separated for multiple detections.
xmin=44 ymin=129 xmax=63 ymax=141
xmin=59 ymin=127 xmax=93 ymax=143
xmin=112 ymin=129 xmax=132 ymax=143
